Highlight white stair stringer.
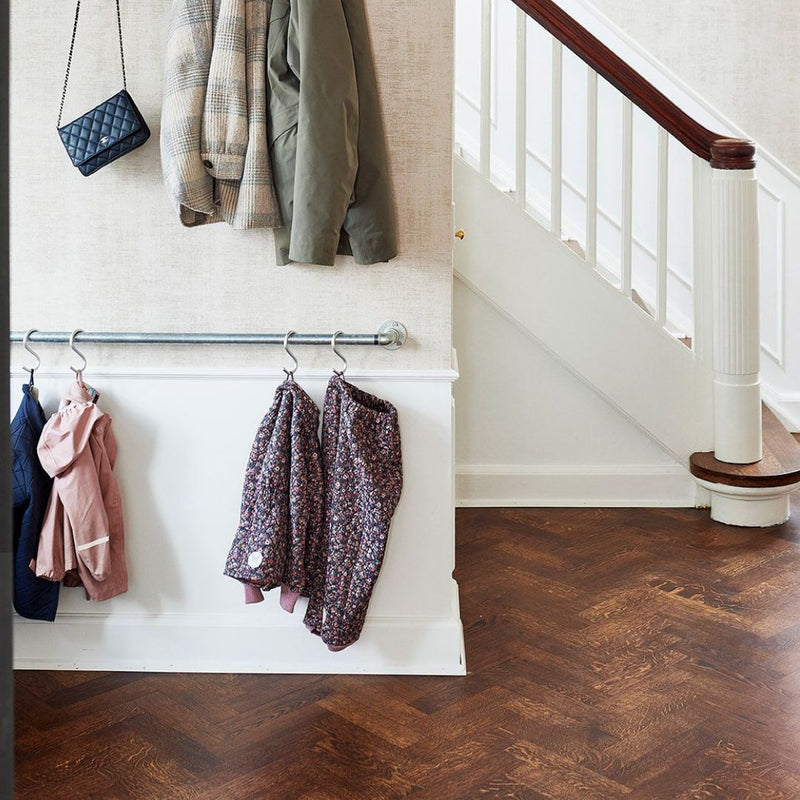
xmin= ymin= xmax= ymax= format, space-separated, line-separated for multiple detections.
xmin=454 ymin=155 xmax=714 ymax=465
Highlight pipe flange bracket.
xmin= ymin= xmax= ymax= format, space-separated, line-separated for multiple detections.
xmin=378 ymin=320 xmax=408 ymax=350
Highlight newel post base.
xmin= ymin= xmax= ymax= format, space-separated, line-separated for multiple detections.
xmin=696 ymin=479 xmax=799 ymax=528
xmin=709 ymin=139 xmax=762 ymax=465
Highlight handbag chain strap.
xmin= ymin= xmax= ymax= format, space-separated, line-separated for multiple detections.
xmin=57 ymin=0 xmax=127 ymax=128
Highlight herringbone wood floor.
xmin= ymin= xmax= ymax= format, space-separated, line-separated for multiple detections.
xmin=15 ymin=502 xmax=800 ymax=799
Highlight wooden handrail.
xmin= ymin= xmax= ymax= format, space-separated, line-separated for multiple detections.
xmin=510 ymin=0 xmax=756 ymax=169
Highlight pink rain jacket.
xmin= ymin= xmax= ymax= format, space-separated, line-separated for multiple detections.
xmin=31 ymin=381 xmax=128 ymax=601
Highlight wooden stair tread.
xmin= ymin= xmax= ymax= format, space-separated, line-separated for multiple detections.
xmin=690 ymin=405 xmax=800 ymax=488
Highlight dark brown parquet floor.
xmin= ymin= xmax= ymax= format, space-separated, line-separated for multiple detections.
xmin=15 ymin=502 xmax=800 ymax=800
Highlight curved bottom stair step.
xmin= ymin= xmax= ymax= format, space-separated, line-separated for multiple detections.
xmin=690 ymin=405 xmax=800 ymax=489
xmin=690 ymin=406 xmax=800 ymax=526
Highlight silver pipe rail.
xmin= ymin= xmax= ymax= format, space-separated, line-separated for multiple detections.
xmin=10 ymin=321 xmax=408 ymax=350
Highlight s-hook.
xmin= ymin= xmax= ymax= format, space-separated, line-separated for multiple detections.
xmin=331 ymin=330 xmax=347 ymax=376
xmin=283 ymin=330 xmax=298 ymax=380
xmin=69 ymin=329 xmax=88 ymax=376
xmin=22 ymin=329 xmax=41 ymax=380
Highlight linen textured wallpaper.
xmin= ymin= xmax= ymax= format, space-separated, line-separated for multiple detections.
xmin=590 ymin=0 xmax=800 ymax=175
xmin=10 ymin=1 xmax=454 ymax=372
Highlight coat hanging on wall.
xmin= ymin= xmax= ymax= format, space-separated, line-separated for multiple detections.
xmin=160 ymin=0 xmax=282 ymax=229
xmin=32 ymin=378 xmax=128 ymax=602
xmin=224 ymin=369 xmax=326 ymax=610
xmin=11 ymin=371 xmax=59 ymax=621
xmin=266 ymin=0 xmax=398 ymax=266
xmin=160 ymin=0 xmax=398 ymax=265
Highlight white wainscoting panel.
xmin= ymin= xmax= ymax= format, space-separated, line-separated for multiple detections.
xmin=11 ymin=369 xmax=464 ymax=675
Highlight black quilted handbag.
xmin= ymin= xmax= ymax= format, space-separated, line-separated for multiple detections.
xmin=57 ymin=0 xmax=150 ymax=176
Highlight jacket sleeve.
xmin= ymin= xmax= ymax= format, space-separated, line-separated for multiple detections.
xmin=31 ymin=490 xmax=66 ymax=582
xmin=59 ymin=451 xmax=112 ymax=581
xmin=200 ymin=0 xmax=249 ymax=181
xmin=160 ymin=0 xmax=217 ymax=224
xmin=286 ymin=0 xmax=360 ymax=265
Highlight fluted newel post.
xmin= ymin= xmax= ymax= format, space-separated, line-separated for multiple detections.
xmin=709 ymin=139 xmax=761 ymax=465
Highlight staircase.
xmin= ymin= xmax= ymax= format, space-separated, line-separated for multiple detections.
xmin=453 ymin=0 xmax=800 ymax=525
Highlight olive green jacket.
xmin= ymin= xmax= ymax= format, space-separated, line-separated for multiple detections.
xmin=267 ymin=0 xmax=398 ymax=266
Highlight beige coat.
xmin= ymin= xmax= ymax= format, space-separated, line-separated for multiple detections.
xmin=32 ymin=381 xmax=128 ymax=602
xmin=160 ymin=0 xmax=282 ymax=229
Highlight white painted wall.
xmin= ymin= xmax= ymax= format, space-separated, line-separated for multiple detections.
xmin=452 ymin=157 xmax=706 ymax=508
xmin=10 ymin=0 xmax=454 ymax=372
xmin=10 ymin=0 xmax=462 ymax=674
xmin=453 ymin=280 xmax=694 ymax=506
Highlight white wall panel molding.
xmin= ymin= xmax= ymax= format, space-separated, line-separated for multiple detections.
xmin=12 ymin=372 xmax=463 ymax=675
xmin=456 ymin=463 xmax=697 ymax=507
xmin=758 ymin=183 xmax=786 ymax=367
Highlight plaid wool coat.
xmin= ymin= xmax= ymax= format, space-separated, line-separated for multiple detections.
xmin=160 ymin=0 xmax=282 ymax=229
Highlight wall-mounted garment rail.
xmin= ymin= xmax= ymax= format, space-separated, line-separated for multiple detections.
xmin=9 ymin=321 xmax=408 ymax=350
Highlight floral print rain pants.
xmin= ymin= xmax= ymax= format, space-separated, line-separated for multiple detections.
xmin=224 ymin=374 xmax=402 ymax=650
xmin=304 ymin=375 xmax=403 ymax=650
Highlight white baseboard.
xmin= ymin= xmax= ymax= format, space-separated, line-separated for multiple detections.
xmin=13 ymin=611 xmax=466 ymax=676
xmin=456 ymin=463 xmax=698 ymax=507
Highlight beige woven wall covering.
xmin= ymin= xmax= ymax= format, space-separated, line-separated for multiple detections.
xmin=591 ymin=0 xmax=800 ymax=174
xmin=10 ymin=1 xmax=454 ymax=372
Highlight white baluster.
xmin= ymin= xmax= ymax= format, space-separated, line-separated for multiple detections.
xmin=656 ymin=128 xmax=669 ymax=326
xmin=480 ymin=0 xmax=492 ymax=178
xmin=693 ymin=157 xmax=714 ymax=365
xmin=621 ymin=98 xmax=633 ymax=296
xmin=586 ymin=68 xmax=598 ymax=267
xmin=551 ymin=39 xmax=562 ymax=236
xmin=515 ymin=8 xmax=527 ymax=208
xmin=692 ymin=157 xmax=715 ymax=454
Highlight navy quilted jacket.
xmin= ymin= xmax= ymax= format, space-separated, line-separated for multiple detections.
xmin=12 ymin=381 xmax=59 ymax=621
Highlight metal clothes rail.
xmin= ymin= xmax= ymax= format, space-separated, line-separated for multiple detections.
xmin=9 ymin=321 xmax=408 ymax=350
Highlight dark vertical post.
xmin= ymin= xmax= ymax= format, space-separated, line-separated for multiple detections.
xmin=0 ymin=0 xmax=13 ymax=794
